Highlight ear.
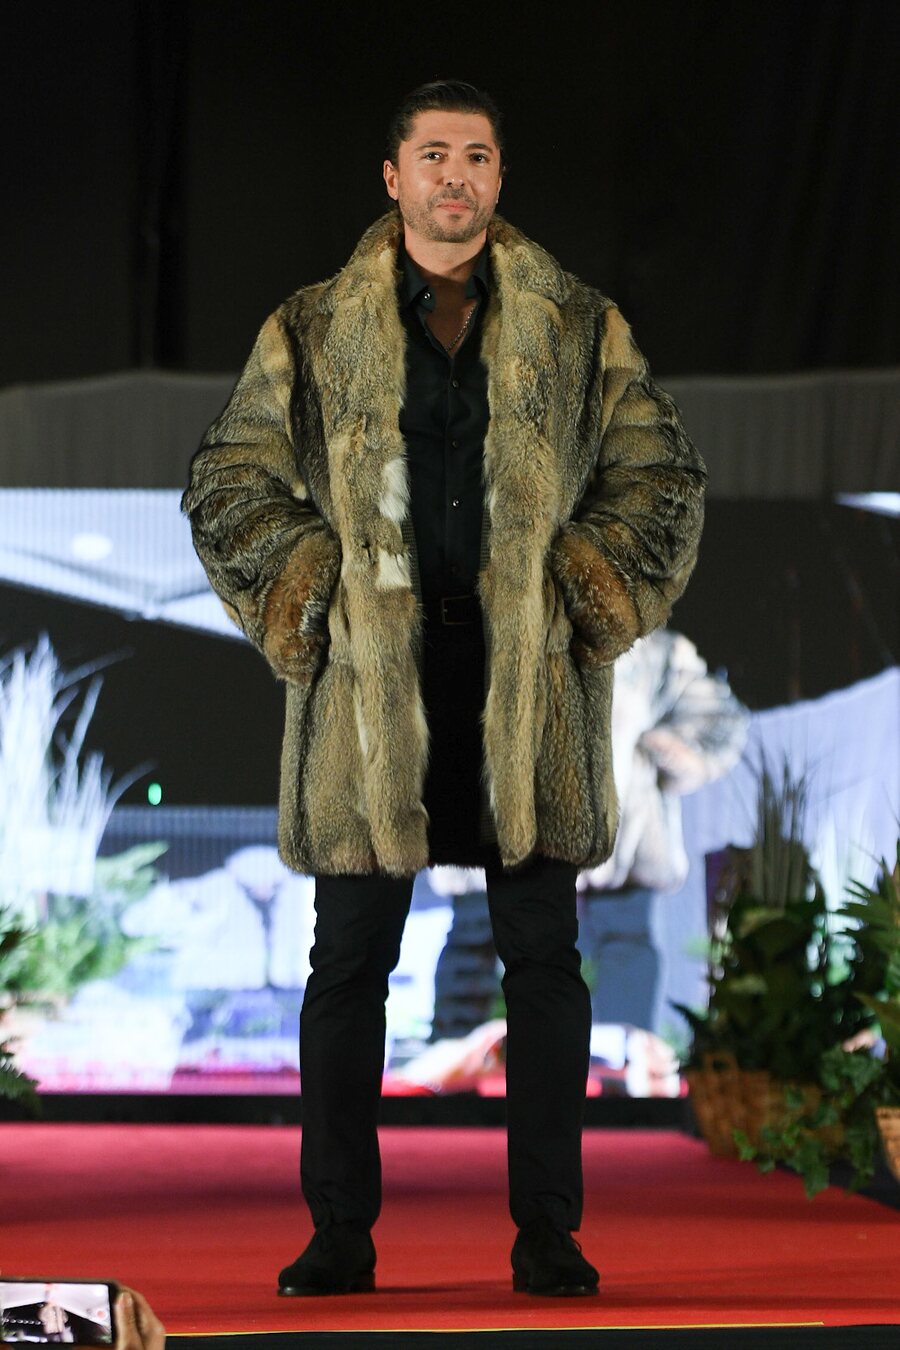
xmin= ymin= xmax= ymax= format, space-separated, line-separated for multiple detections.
xmin=383 ymin=159 xmax=399 ymax=201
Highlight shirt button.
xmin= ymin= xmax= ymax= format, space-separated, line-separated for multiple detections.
xmin=451 ymin=439 xmax=459 ymax=448
xmin=451 ymin=379 xmax=460 ymax=389
xmin=424 ymin=291 xmax=431 ymax=301
xmin=451 ymin=498 xmax=460 ymax=508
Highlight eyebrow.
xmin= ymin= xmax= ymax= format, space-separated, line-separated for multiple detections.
xmin=415 ymin=140 xmax=495 ymax=153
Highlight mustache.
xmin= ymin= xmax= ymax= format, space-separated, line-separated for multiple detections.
xmin=432 ymin=191 xmax=477 ymax=209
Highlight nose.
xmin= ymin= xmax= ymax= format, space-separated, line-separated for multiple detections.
xmin=443 ymin=155 xmax=468 ymax=188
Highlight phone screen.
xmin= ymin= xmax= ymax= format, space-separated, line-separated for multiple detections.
xmin=0 ymin=1282 xmax=115 ymax=1346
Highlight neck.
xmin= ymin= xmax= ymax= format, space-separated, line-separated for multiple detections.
xmin=403 ymin=226 xmax=486 ymax=287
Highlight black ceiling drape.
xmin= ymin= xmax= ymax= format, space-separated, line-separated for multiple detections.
xmin=3 ymin=0 xmax=898 ymax=386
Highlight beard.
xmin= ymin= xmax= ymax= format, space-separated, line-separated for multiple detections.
xmin=397 ymin=188 xmax=496 ymax=243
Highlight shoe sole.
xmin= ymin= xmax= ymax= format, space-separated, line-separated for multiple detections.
xmin=512 ymin=1273 xmax=599 ymax=1296
xmin=278 ymin=1273 xmax=376 ymax=1296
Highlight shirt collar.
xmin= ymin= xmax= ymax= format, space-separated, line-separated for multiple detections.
xmin=399 ymin=242 xmax=490 ymax=312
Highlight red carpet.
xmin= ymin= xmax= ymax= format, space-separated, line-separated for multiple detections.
xmin=1 ymin=1126 xmax=898 ymax=1334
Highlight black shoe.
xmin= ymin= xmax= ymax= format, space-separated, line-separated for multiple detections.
xmin=511 ymin=1216 xmax=600 ymax=1296
xmin=277 ymin=1225 xmax=376 ymax=1296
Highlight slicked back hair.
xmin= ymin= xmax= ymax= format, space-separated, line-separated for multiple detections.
xmin=386 ymin=80 xmax=506 ymax=170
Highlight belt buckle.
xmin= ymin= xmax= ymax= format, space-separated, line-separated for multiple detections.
xmin=440 ymin=593 xmax=475 ymax=625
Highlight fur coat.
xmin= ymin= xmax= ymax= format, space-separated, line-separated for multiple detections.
xmin=182 ymin=210 xmax=707 ymax=878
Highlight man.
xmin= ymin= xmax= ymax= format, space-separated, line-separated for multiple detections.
xmin=183 ymin=80 xmax=706 ymax=1297
xmin=576 ymin=628 xmax=749 ymax=1031
xmin=38 ymin=1291 xmax=72 ymax=1344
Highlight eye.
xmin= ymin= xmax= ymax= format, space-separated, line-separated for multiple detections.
xmin=471 ymin=153 xmax=489 ymax=164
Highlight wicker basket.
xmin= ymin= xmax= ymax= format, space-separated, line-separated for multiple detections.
xmin=685 ymin=1051 xmax=834 ymax=1159
xmin=875 ymin=1107 xmax=900 ymax=1184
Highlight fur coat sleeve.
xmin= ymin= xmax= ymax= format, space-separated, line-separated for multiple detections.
xmin=549 ymin=305 xmax=706 ymax=666
xmin=181 ymin=312 xmax=341 ymax=683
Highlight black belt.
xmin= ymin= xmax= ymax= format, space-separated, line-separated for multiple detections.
xmin=423 ymin=592 xmax=481 ymax=626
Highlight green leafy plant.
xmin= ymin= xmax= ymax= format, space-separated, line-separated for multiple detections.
xmin=675 ymin=763 xmax=868 ymax=1081
xmin=734 ymin=1044 xmax=882 ymax=1197
xmin=0 ymin=906 xmax=39 ymax=1109
xmin=730 ymin=845 xmax=900 ymax=1196
xmin=673 ymin=762 xmax=899 ymax=1196
xmin=843 ymin=842 xmax=900 ymax=1102
xmin=0 ymin=1039 xmax=39 ymax=1108
xmin=4 ymin=843 xmax=165 ymax=1000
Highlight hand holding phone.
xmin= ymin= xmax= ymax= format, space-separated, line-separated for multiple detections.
xmin=112 ymin=1291 xmax=164 ymax=1350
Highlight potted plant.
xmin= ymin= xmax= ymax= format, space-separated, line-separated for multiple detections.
xmin=675 ymin=763 xmax=871 ymax=1175
xmin=840 ymin=843 xmax=900 ymax=1181
xmin=725 ymin=845 xmax=899 ymax=1196
xmin=0 ymin=905 xmax=39 ymax=1110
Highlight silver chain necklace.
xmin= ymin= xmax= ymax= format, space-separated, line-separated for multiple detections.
xmin=440 ymin=303 xmax=476 ymax=354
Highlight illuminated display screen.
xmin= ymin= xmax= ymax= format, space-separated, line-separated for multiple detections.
xmin=1 ymin=490 xmax=895 ymax=1099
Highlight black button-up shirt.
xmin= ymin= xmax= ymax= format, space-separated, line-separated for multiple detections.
xmin=398 ymin=243 xmax=490 ymax=601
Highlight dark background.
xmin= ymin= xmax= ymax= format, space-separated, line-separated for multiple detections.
xmin=4 ymin=0 xmax=898 ymax=385
xmin=3 ymin=0 xmax=898 ymax=807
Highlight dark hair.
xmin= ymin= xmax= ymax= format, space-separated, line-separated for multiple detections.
xmin=385 ymin=80 xmax=506 ymax=169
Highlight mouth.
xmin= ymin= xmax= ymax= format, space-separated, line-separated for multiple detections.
xmin=436 ymin=199 xmax=472 ymax=212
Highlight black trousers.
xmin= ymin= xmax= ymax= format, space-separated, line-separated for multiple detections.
xmin=299 ymin=609 xmax=592 ymax=1233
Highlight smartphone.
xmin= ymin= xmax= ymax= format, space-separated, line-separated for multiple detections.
xmin=0 ymin=1280 xmax=118 ymax=1347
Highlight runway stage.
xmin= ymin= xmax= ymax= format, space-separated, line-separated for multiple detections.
xmin=2 ymin=1125 xmax=899 ymax=1349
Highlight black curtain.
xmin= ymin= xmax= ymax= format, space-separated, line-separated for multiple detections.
xmin=3 ymin=0 xmax=898 ymax=385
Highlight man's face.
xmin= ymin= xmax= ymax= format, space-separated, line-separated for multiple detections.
xmin=383 ymin=109 xmax=502 ymax=246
